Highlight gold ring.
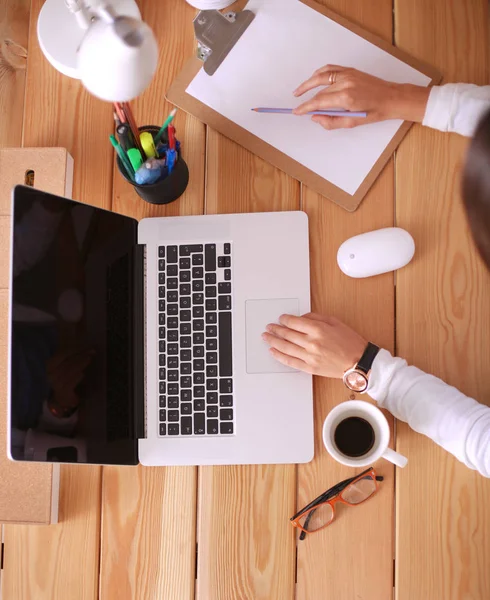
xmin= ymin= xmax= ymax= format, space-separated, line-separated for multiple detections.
xmin=328 ymin=72 xmax=337 ymax=85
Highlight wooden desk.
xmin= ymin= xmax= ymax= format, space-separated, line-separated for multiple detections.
xmin=1 ymin=0 xmax=489 ymax=598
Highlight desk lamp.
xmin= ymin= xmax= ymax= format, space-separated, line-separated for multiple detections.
xmin=37 ymin=0 xmax=158 ymax=101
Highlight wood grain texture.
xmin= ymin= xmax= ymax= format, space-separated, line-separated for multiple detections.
xmin=197 ymin=134 xmax=299 ymax=600
xmin=296 ymin=1 xmax=396 ymax=599
xmin=22 ymin=0 xmax=114 ymax=208
xmin=1 ymin=0 xmax=111 ymax=596
xmin=3 ymin=465 xmax=101 ymax=600
xmin=100 ymin=466 xmax=197 ymax=600
xmin=0 ymin=0 xmax=29 ymax=148
xmin=395 ymin=0 xmax=490 ymax=599
xmin=0 ymin=216 xmax=10 ymax=288
xmin=100 ymin=2 xmax=204 ymax=599
xmin=198 ymin=464 xmax=296 ymax=600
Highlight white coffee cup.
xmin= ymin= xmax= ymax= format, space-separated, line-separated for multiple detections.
xmin=322 ymin=401 xmax=407 ymax=468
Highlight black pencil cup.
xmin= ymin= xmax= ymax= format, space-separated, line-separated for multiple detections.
xmin=116 ymin=125 xmax=189 ymax=205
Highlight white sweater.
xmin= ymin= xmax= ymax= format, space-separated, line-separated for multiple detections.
xmin=367 ymin=83 xmax=490 ymax=477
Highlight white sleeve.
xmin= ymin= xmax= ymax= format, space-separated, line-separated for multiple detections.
xmin=366 ymin=349 xmax=490 ymax=478
xmin=422 ymin=83 xmax=490 ymax=137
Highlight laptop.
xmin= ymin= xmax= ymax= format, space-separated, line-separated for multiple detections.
xmin=8 ymin=185 xmax=313 ymax=466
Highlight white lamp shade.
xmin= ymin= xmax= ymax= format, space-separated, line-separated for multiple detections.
xmin=77 ymin=16 xmax=158 ymax=102
xmin=37 ymin=0 xmax=143 ymax=80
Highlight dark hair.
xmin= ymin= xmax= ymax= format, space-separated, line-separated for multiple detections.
xmin=462 ymin=108 xmax=490 ymax=268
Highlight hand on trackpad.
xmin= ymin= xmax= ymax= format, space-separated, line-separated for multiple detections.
xmin=245 ymin=298 xmax=299 ymax=374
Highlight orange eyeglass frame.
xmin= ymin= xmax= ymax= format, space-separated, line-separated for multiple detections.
xmin=290 ymin=467 xmax=383 ymax=537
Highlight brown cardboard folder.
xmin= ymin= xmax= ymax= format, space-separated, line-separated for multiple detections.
xmin=167 ymin=0 xmax=441 ymax=211
xmin=0 ymin=147 xmax=73 ymax=524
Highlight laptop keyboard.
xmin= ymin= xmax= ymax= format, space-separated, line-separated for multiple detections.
xmin=157 ymin=243 xmax=234 ymax=437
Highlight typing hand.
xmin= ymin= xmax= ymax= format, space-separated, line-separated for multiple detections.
xmin=262 ymin=313 xmax=366 ymax=378
xmin=293 ymin=65 xmax=430 ymax=130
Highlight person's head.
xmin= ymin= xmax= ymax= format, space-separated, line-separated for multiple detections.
xmin=462 ymin=108 xmax=490 ymax=269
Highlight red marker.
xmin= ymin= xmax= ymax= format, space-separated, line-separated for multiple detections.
xmin=168 ymin=124 xmax=176 ymax=150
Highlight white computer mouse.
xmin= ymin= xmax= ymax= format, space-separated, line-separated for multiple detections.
xmin=337 ymin=227 xmax=415 ymax=278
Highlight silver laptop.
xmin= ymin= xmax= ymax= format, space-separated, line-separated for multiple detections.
xmin=8 ymin=185 xmax=313 ymax=466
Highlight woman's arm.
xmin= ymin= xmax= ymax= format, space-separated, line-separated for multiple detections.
xmin=262 ymin=313 xmax=490 ymax=478
xmin=369 ymin=349 xmax=490 ymax=477
xmin=423 ymin=83 xmax=490 ymax=136
xmin=293 ymin=65 xmax=490 ymax=137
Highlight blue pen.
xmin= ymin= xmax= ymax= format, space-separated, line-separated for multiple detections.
xmin=166 ymin=149 xmax=176 ymax=174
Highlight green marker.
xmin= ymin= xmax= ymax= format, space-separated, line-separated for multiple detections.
xmin=154 ymin=108 xmax=178 ymax=145
xmin=128 ymin=148 xmax=144 ymax=171
xmin=110 ymin=135 xmax=135 ymax=182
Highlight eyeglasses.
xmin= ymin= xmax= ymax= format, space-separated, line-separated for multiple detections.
xmin=290 ymin=467 xmax=383 ymax=540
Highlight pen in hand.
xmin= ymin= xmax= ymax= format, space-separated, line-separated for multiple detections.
xmin=251 ymin=107 xmax=368 ymax=118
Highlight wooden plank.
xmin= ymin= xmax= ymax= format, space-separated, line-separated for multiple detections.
xmin=2 ymin=467 xmax=101 ymax=600
xmin=2 ymin=0 xmax=113 ymax=595
xmin=0 ymin=215 xmax=10 ymax=288
xmin=296 ymin=1 xmax=396 ymax=599
xmin=197 ymin=137 xmax=299 ymax=599
xmin=395 ymin=1 xmax=490 ymax=599
xmin=100 ymin=466 xmax=197 ymax=600
xmin=99 ymin=2 xmax=204 ymax=599
xmin=21 ymin=0 xmax=114 ymax=208
xmin=0 ymin=0 xmax=29 ymax=148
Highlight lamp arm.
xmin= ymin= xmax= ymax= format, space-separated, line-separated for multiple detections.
xmin=64 ymin=0 xmax=92 ymax=30
xmin=93 ymin=4 xmax=118 ymax=24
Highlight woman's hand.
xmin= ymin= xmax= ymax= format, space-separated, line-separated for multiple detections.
xmin=261 ymin=313 xmax=367 ymax=378
xmin=293 ymin=65 xmax=430 ymax=130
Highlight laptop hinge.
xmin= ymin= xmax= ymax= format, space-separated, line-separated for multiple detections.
xmin=133 ymin=243 xmax=146 ymax=439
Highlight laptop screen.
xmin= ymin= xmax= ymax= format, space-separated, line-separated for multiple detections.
xmin=9 ymin=186 xmax=140 ymax=464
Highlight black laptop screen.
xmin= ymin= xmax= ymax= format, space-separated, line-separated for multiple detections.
xmin=10 ymin=186 xmax=139 ymax=464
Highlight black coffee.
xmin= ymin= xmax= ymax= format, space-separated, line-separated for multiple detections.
xmin=334 ymin=416 xmax=375 ymax=457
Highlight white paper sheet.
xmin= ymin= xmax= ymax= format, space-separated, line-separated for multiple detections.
xmin=186 ymin=0 xmax=431 ymax=195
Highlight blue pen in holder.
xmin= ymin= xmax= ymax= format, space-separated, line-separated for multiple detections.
xmin=116 ymin=125 xmax=189 ymax=205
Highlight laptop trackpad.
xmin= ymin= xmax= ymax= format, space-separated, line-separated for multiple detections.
xmin=245 ymin=298 xmax=300 ymax=374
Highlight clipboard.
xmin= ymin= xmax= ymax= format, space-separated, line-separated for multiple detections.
xmin=167 ymin=1 xmax=441 ymax=212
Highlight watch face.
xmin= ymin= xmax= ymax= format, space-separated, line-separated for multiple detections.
xmin=344 ymin=369 xmax=369 ymax=392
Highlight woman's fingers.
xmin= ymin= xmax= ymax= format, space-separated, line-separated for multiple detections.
xmin=262 ymin=331 xmax=307 ymax=360
xmin=265 ymin=323 xmax=308 ymax=348
xmin=293 ymin=90 xmax=348 ymax=115
xmin=293 ymin=70 xmax=350 ymax=97
xmin=268 ymin=347 xmax=313 ymax=373
xmin=311 ymin=115 xmax=366 ymax=130
xmin=312 ymin=112 xmax=379 ymax=130
xmin=277 ymin=313 xmax=322 ymax=334
xmin=313 ymin=64 xmax=349 ymax=76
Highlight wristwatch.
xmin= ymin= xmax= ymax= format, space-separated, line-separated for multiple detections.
xmin=342 ymin=342 xmax=380 ymax=393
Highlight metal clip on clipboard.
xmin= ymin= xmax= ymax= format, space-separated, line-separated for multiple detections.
xmin=194 ymin=9 xmax=255 ymax=76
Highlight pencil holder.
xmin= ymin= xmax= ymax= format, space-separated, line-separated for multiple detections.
xmin=116 ymin=125 xmax=189 ymax=205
